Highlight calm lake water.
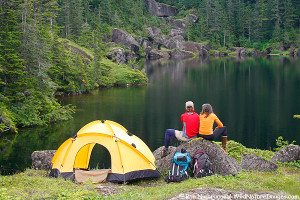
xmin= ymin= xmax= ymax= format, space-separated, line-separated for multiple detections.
xmin=1 ymin=57 xmax=300 ymax=174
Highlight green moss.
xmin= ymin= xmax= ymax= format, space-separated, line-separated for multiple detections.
xmin=228 ymin=141 xmax=274 ymax=162
xmin=99 ymin=59 xmax=147 ymax=87
xmin=57 ymin=38 xmax=94 ymax=60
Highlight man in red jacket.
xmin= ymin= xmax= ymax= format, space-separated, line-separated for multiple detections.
xmin=161 ymin=101 xmax=199 ymax=157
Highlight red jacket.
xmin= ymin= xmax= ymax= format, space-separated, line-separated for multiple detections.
xmin=180 ymin=111 xmax=199 ymax=138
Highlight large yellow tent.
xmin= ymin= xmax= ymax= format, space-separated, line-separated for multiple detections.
xmin=50 ymin=120 xmax=160 ymax=183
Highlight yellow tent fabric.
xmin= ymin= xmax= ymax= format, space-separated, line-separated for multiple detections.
xmin=50 ymin=120 xmax=160 ymax=183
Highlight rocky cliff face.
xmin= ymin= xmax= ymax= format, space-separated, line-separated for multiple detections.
xmin=145 ymin=0 xmax=177 ymax=17
xmin=111 ymin=28 xmax=140 ymax=53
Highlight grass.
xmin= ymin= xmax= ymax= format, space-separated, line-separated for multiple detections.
xmin=111 ymin=169 xmax=300 ymax=200
xmin=0 ymin=141 xmax=299 ymax=200
xmin=0 ymin=170 xmax=99 ymax=200
xmin=1 ymin=167 xmax=299 ymax=200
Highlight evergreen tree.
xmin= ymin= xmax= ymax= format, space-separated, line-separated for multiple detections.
xmin=0 ymin=0 xmax=27 ymax=102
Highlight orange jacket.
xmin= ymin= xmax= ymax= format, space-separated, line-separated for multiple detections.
xmin=199 ymin=113 xmax=223 ymax=135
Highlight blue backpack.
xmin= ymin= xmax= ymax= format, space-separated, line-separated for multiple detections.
xmin=165 ymin=149 xmax=191 ymax=183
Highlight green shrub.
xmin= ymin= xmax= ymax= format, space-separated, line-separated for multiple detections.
xmin=0 ymin=102 xmax=16 ymax=133
xmin=228 ymin=141 xmax=274 ymax=162
xmin=274 ymin=136 xmax=296 ymax=151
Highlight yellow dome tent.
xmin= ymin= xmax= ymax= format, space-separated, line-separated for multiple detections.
xmin=49 ymin=120 xmax=160 ymax=183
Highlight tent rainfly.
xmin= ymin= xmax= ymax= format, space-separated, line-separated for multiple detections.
xmin=50 ymin=120 xmax=160 ymax=183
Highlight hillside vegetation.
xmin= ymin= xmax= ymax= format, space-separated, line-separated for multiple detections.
xmin=1 ymin=0 xmax=299 ymax=132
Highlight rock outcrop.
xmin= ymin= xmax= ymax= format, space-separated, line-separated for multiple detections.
xmin=147 ymin=26 xmax=162 ymax=38
xmin=111 ymin=28 xmax=140 ymax=52
xmin=170 ymin=49 xmax=194 ymax=59
xmin=146 ymin=48 xmax=170 ymax=60
xmin=168 ymin=18 xmax=187 ymax=30
xmin=241 ymin=154 xmax=278 ymax=172
xmin=107 ymin=47 xmax=138 ymax=64
xmin=167 ymin=14 xmax=199 ymax=32
xmin=146 ymin=27 xmax=166 ymax=49
xmin=199 ymin=45 xmax=210 ymax=57
xmin=153 ymin=139 xmax=241 ymax=176
xmin=181 ymin=41 xmax=203 ymax=53
xmin=141 ymin=11 xmax=202 ymax=61
xmin=164 ymin=35 xmax=185 ymax=49
xmin=145 ymin=0 xmax=178 ymax=17
xmin=107 ymin=48 xmax=127 ymax=64
xmin=31 ymin=150 xmax=56 ymax=170
xmin=271 ymin=144 xmax=300 ymax=163
xmin=170 ymin=28 xmax=185 ymax=37
xmin=231 ymin=47 xmax=246 ymax=57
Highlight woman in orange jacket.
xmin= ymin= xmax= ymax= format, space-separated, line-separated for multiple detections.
xmin=198 ymin=104 xmax=228 ymax=151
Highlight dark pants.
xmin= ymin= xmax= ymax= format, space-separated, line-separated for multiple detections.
xmin=199 ymin=126 xmax=227 ymax=141
xmin=163 ymin=129 xmax=175 ymax=148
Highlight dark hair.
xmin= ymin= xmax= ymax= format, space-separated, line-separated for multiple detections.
xmin=201 ymin=104 xmax=213 ymax=117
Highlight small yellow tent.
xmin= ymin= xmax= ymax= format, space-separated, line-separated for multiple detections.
xmin=50 ymin=120 xmax=160 ymax=183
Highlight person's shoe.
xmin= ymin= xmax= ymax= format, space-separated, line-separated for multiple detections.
xmin=161 ymin=147 xmax=168 ymax=158
xmin=221 ymin=136 xmax=228 ymax=153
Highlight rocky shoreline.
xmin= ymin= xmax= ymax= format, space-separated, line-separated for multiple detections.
xmin=104 ymin=0 xmax=300 ymax=65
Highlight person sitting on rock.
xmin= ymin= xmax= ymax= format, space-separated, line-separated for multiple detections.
xmin=161 ymin=101 xmax=199 ymax=158
xmin=198 ymin=103 xmax=228 ymax=152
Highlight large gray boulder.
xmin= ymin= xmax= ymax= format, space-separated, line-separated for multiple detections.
xmin=145 ymin=0 xmax=178 ymax=17
xmin=199 ymin=45 xmax=210 ymax=57
xmin=153 ymin=139 xmax=241 ymax=176
xmin=170 ymin=49 xmax=194 ymax=59
xmin=31 ymin=150 xmax=56 ymax=170
xmin=147 ymin=27 xmax=162 ymax=38
xmin=141 ymin=39 xmax=153 ymax=49
xmin=146 ymin=49 xmax=170 ymax=60
xmin=168 ymin=14 xmax=199 ymax=31
xmin=230 ymin=47 xmax=246 ymax=57
xmin=271 ymin=144 xmax=300 ymax=163
xmin=146 ymin=27 xmax=166 ymax=49
xmin=241 ymin=154 xmax=278 ymax=172
xmin=182 ymin=41 xmax=203 ymax=53
xmin=170 ymin=29 xmax=185 ymax=37
xmin=106 ymin=48 xmax=127 ymax=64
xmin=163 ymin=35 xmax=185 ymax=49
xmin=111 ymin=28 xmax=140 ymax=52
xmin=235 ymin=47 xmax=246 ymax=57
xmin=168 ymin=19 xmax=187 ymax=30
xmin=165 ymin=37 xmax=205 ymax=53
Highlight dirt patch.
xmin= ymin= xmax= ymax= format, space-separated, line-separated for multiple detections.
xmin=169 ymin=188 xmax=298 ymax=200
xmin=95 ymin=183 xmax=120 ymax=196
